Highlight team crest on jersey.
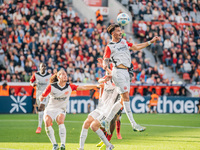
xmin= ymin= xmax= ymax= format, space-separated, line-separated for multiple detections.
xmin=65 ymin=91 xmax=69 ymax=95
xmin=124 ymin=86 xmax=127 ymax=90
xmin=45 ymin=79 xmax=49 ymax=82
xmin=121 ymin=41 xmax=125 ymax=44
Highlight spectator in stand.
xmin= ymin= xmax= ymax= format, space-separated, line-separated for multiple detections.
xmin=10 ymin=88 xmax=17 ymax=96
xmin=176 ymin=12 xmax=185 ymax=23
xmin=74 ymin=69 xmax=84 ymax=82
xmin=182 ymin=59 xmax=192 ymax=73
xmin=0 ymin=48 xmax=5 ymax=68
xmin=152 ymin=7 xmax=159 ymax=20
xmin=18 ymin=87 xmax=28 ymax=96
xmin=172 ymin=53 xmax=178 ymax=72
xmin=192 ymin=72 xmax=200 ymax=84
xmin=96 ymin=9 xmax=103 ymax=25
xmin=163 ymin=48 xmax=171 ymax=66
xmin=147 ymin=89 xmax=159 ymax=113
xmin=0 ymin=82 xmax=9 ymax=96
xmin=158 ymin=64 xmax=165 ymax=78
xmin=139 ymin=6 xmax=145 ymax=20
xmin=137 ymin=69 xmax=147 ymax=82
xmin=146 ymin=75 xmax=155 ymax=84
xmin=164 ymin=37 xmax=172 ymax=49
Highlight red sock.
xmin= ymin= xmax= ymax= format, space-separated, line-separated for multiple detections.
xmin=105 ymin=132 xmax=108 ymax=137
xmin=106 ymin=134 xmax=113 ymax=141
xmin=116 ymin=120 xmax=121 ymax=134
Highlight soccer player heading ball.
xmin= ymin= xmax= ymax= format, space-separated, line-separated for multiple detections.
xmin=102 ymin=24 xmax=160 ymax=133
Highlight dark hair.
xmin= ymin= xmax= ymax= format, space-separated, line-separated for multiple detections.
xmin=2 ymin=82 xmax=7 ymax=87
xmin=107 ymin=24 xmax=120 ymax=35
xmin=152 ymin=88 xmax=156 ymax=94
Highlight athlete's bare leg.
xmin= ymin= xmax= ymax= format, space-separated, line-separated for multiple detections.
xmin=44 ymin=115 xmax=57 ymax=146
xmin=56 ymin=114 xmax=66 ymax=149
xmin=90 ymin=120 xmax=113 ymax=148
xmin=79 ymin=115 xmax=94 ymax=149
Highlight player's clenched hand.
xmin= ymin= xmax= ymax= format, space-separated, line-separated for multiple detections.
xmin=150 ymin=36 xmax=160 ymax=43
xmin=97 ymin=58 xmax=103 ymax=68
xmin=103 ymin=65 xmax=108 ymax=70
xmin=39 ymin=95 xmax=44 ymax=102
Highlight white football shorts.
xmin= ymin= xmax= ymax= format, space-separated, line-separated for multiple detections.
xmin=88 ymin=108 xmax=101 ymax=120
xmin=112 ymin=67 xmax=130 ymax=94
xmin=44 ymin=108 xmax=66 ymax=121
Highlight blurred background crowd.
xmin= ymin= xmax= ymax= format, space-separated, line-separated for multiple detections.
xmin=0 ymin=0 xmax=199 ymax=88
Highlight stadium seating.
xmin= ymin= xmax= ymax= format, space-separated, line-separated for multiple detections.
xmin=129 ymin=0 xmax=200 ymax=85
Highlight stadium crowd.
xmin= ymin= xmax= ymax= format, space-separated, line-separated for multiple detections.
xmin=0 ymin=0 xmax=199 ymax=88
xmin=127 ymin=0 xmax=200 ymax=84
xmin=0 ymin=0 xmax=164 ymax=86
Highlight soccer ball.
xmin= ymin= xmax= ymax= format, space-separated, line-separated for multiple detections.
xmin=117 ymin=13 xmax=130 ymax=26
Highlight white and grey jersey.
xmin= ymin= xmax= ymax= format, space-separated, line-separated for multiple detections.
xmin=30 ymin=72 xmax=51 ymax=99
xmin=105 ymin=39 xmax=132 ymax=68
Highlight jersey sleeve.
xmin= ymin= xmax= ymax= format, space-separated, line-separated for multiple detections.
xmin=126 ymin=41 xmax=133 ymax=47
xmin=42 ymin=84 xmax=51 ymax=97
xmin=30 ymin=73 xmax=36 ymax=82
xmin=70 ymin=84 xmax=79 ymax=91
xmin=103 ymin=75 xmax=108 ymax=79
xmin=103 ymin=46 xmax=111 ymax=59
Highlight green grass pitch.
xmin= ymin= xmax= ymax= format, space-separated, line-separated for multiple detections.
xmin=0 ymin=114 xmax=200 ymax=150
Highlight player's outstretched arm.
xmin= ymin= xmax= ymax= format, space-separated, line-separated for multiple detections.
xmin=98 ymin=75 xmax=112 ymax=84
xmin=76 ymin=85 xmax=98 ymax=91
xmin=129 ymin=36 xmax=160 ymax=51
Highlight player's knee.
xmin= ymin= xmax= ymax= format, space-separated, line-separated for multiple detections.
xmin=84 ymin=120 xmax=91 ymax=129
xmin=90 ymin=122 xmax=98 ymax=132
xmin=44 ymin=118 xmax=51 ymax=127
xmin=57 ymin=118 xmax=64 ymax=125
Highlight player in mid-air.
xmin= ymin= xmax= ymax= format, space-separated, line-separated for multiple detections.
xmin=102 ymin=24 xmax=159 ymax=134
xmin=40 ymin=69 xmax=99 ymax=150
xmin=30 ymin=63 xmax=51 ymax=134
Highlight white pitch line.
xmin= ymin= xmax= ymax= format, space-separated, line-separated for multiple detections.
xmin=0 ymin=148 xmax=21 ymax=150
xmin=0 ymin=119 xmax=200 ymax=129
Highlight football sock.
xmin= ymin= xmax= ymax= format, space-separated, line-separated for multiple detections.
xmin=123 ymin=101 xmax=137 ymax=127
xmin=45 ymin=126 xmax=57 ymax=145
xmin=79 ymin=128 xmax=88 ymax=149
xmin=116 ymin=120 xmax=121 ymax=134
xmin=106 ymin=134 xmax=113 ymax=141
xmin=105 ymin=101 xmax=123 ymax=122
xmin=59 ymin=124 xmax=66 ymax=145
xmin=95 ymin=129 xmax=110 ymax=147
xmin=38 ymin=111 xmax=44 ymax=128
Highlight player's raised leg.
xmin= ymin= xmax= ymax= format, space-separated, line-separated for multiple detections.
xmin=56 ymin=113 xmax=66 ymax=150
xmin=44 ymin=115 xmax=58 ymax=150
xmin=90 ymin=120 xmax=114 ymax=150
xmin=99 ymin=115 xmax=117 ymax=150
